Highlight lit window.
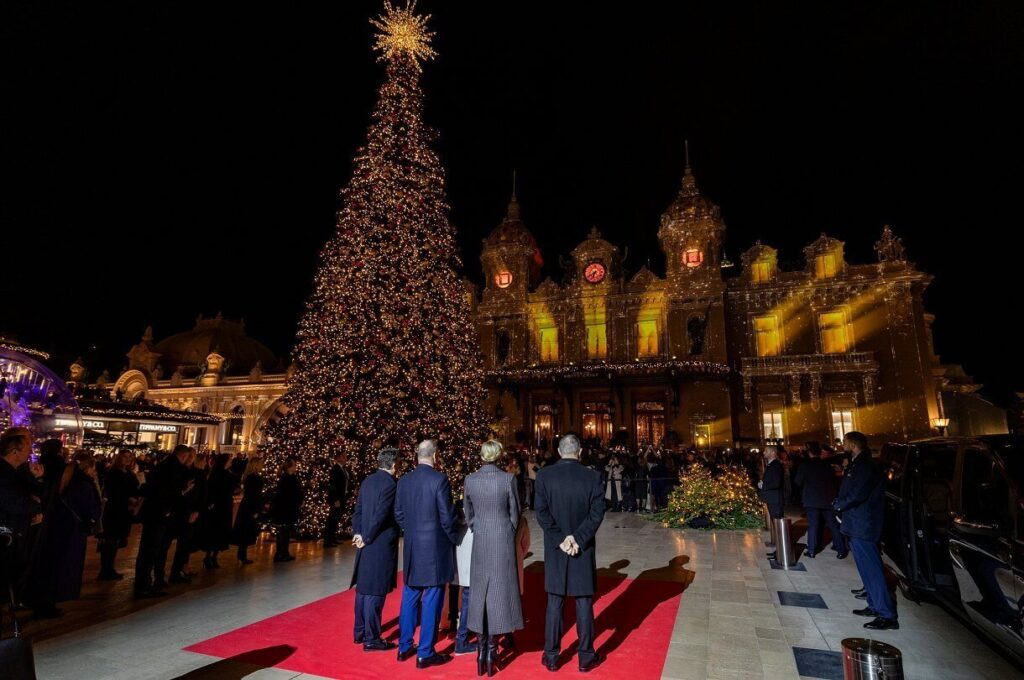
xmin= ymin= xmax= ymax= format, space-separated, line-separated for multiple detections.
xmin=751 ymin=260 xmax=774 ymax=284
xmin=587 ymin=323 xmax=607 ymax=360
xmin=494 ymin=270 xmax=513 ymax=288
xmin=762 ymin=410 xmax=784 ymax=441
xmin=636 ymin=319 xmax=659 ymax=357
xmin=815 ymin=253 xmax=839 ymax=279
xmin=752 ymin=315 xmax=781 ymax=357
xmin=831 ymin=409 xmax=855 ymax=442
xmin=539 ymin=327 xmax=559 ymax=362
xmin=819 ymin=311 xmax=851 ymax=354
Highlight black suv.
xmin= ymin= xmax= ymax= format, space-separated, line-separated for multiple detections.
xmin=879 ymin=435 xmax=1024 ymax=664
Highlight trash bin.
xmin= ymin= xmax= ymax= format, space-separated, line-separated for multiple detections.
xmin=773 ymin=518 xmax=797 ymax=567
xmin=841 ymin=638 xmax=903 ymax=679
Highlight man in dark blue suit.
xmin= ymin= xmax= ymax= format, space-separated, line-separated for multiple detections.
xmin=350 ymin=447 xmax=399 ymax=651
xmin=394 ymin=440 xmax=458 ymax=669
xmin=833 ymin=431 xmax=898 ymax=630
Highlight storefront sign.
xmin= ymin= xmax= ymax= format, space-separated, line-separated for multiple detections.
xmin=139 ymin=422 xmax=179 ymax=433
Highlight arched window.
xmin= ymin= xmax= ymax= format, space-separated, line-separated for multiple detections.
xmin=226 ymin=405 xmax=245 ymax=446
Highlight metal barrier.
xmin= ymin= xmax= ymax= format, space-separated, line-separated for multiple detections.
xmin=841 ymin=638 xmax=903 ymax=679
xmin=773 ymin=518 xmax=798 ymax=568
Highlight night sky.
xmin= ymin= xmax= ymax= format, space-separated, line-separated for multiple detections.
xmin=3 ymin=2 xmax=1022 ymax=404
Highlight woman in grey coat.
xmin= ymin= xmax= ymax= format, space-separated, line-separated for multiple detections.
xmin=464 ymin=440 xmax=523 ymax=677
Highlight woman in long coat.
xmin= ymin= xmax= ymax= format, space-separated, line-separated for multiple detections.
xmin=98 ymin=449 xmax=140 ymax=580
xmin=464 ymin=440 xmax=523 ymax=676
xmin=201 ymin=453 xmax=238 ymax=569
xmin=231 ymin=457 xmax=265 ymax=564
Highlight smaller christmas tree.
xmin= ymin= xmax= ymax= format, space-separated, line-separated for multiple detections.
xmin=654 ymin=465 xmax=762 ymax=530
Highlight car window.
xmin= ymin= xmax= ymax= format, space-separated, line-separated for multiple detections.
xmin=962 ymin=448 xmax=1010 ymax=531
xmin=917 ymin=447 xmax=956 ymax=514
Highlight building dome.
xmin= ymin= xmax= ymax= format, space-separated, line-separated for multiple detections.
xmin=483 ymin=194 xmax=540 ymax=253
xmin=660 ymin=165 xmax=722 ymax=228
xmin=154 ymin=313 xmax=278 ymax=376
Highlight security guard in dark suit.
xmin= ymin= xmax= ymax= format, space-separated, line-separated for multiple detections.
xmin=833 ymin=431 xmax=898 ymax=630
xmin=758 ymin=446 xmax=785 ymax=560
xmin=793 ymin=442 xmax=847 ymax=558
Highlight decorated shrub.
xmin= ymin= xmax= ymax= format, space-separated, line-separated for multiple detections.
xmin=653 ymin=465 xmax=763 ymax=530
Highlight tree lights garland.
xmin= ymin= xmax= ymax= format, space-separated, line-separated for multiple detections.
xmin=653 ymin=465 xmax=763 ymax=530
xmin=260 ymin=0 xmax=489 ymax=536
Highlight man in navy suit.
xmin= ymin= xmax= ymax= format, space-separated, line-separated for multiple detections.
xmin=350 ymin=447 xmax=399 ymax=651
xmin=833 ymin=431 xmax=898 ymax=630
xmin=394 ymin=440 xmax=459 ymax=669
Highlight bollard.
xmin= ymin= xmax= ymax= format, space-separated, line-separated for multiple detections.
xmin=773 ymin=518 xmax=797 ymax=567
xmin=841 ymin=638 xmax=903 ymax=680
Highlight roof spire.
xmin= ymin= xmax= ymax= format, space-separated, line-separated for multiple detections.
xmin=505 ymin=171 xmax=521 ymax=221
xmin=684 ymin=139 xmax=691 ymax=171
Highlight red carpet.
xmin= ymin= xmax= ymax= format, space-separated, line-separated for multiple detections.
xmin=185 ymin=566 xmax=686 ymax=679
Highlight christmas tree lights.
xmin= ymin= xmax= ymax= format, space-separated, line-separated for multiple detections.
xmin=654 ymin=465 xmax=762 ymax=530
xmin=262 ymin=0 xmax=489 ymax=536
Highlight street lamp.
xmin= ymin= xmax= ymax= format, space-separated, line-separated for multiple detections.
xmin=931 ymin=417 xmax=950 ymax=436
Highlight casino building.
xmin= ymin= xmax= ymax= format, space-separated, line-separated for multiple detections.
xmin=88 ymin=164 xmax=1005 ymax=454
xmin=472 ymin=162 xmax=1006 ymax=450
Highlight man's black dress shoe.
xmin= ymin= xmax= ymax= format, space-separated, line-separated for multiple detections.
xmin=363 ymin=639 xmax=397 ymax=652
xmin=853 ymin=607 xmax=878 ymax=617
xmin=864 ymin=617 xmax=899 ymax=630
xmin=851 ymin=587 xmax=866 ymax=595
xmin=855 ymin=591 xmax=867 ymax=600
xmin=397 ymin=648 xmax=416 ymax=662
xmin=579 ymin=653 xmax=604 ymax=673
xmin=836 ymin=551 xmax=848 ymax=559
xmin=541 ymin=657 xmax=559 ymax=672
xmin=354 ymin=636 xmax=363 ymax=644
xmin=415 ymin=653 xmax=451 ymax=669
xmin=805 ymin=551 xmax=815 ymax=559
xmin=133 ymin=590 xmax=167 ymax=599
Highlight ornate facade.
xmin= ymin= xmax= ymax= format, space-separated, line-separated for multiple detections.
xmin=472 ymin=165 xmax=1002 ymax=449
xmin=100 ymin=315 xmax=289 ymax=453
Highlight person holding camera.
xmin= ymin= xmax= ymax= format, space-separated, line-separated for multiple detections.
xmin=0 ymin=430 xmax=43 ymax=599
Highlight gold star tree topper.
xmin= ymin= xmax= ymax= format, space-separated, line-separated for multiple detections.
xmin=370 ymin=0 xmax=437 ymax=69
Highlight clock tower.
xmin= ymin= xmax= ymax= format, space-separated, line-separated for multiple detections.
xmin=657 ymin=157 xmax=726 ymax=292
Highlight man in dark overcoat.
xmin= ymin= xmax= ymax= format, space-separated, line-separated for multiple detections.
xmin=758 ymin=445 xmax=785 ymax=559
xmin=394 ymin=440 xmax=459 ymax=669
xmin=324 ymin=451 xmax=351 ymax=548
xmin=533 ymin=433 xmax=606 ymax=673
xmin=793 ymin=442 xmax=847 ymax=558
xmin=350 ymin=448 xmax=399 ymax=651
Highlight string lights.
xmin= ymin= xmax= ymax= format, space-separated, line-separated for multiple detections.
xmin=261 ymin=0 xmax=489 ymax=536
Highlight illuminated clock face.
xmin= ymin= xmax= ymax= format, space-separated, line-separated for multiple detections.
xmin=494 ymin=270 xmax=513 ymax=289
xmin=584 ymin=262 xmax=606 ymax=284
xmin=683 ymin=248 xmax=705 ymax=268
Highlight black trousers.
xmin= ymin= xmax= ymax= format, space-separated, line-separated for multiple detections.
xmin=805 ymin=507 xmax=846 ymax=554
xmin=98 ymin=539 xmax=120 ymax=575
xmin=170 ymin=525 xmax=194 ymax=573
xmin=544 ymin=593 xmax=594 ymax=664
xmin=134 ymin=522 xmax=168 ymax=593
xmin=324 ymin=504 xmax=344 ymax=543
xmin=354 ymin=591 xmax=385 ymax=642
xmin=275 ymin=524 xmax=292 ymax=557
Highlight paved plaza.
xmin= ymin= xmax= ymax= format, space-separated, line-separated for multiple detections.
xmin=26 ymin=511 xmax=1023 ymax=680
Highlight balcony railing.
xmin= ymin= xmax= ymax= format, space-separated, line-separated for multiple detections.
xmin=741 ymin=351 xmax=877 ymax=375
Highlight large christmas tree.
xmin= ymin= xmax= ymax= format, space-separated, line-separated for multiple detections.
xmin=264 ymin=0 xmax=490 ymax=535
